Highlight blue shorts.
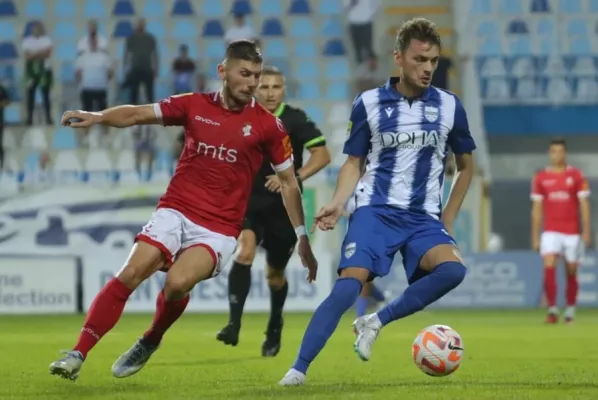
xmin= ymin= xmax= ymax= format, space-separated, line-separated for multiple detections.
xmin=338 ymin=205 xmax=456 ymax=283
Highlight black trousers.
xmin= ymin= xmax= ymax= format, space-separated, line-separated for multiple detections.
xmin=26 ymin=70 xmax=53 ymax=125
xmin=349 ymin=22 xmax=375 ymax=64
xmin=128 ymin=69 xmax=154 ymax=105
xmin=81 ymin=89 xmax=108 ymax=111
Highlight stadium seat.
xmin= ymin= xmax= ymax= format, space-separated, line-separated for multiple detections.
xmin=113 ymin=20 xmax=133 ymax=38
xmin=154 ymin=150 xmax=174 ymax=180
xmin=0 ymin=21 xmax=16 ymax=40
xmin=289 ymin=0 xmax=311 ymax=15
xmin=319 ymin=0 xmax=341 ymax=15
xmin=4 ymin=104 xmax=19 ymax=123
xmin=155 ymin=81 xmax=171 ymax=100
xmin=263 ymin=39 xmax=288 ymax=58
xmin=321 ymin=18 xmax=342 ymax=37
xmin=203 ymin=20 xmax=224 ymax=37
xmin=302 ymin=104 xmax=324 ymax=125
xmin=22 ymin=127 xmax=48 ymax=149
xmin=325 ymin=83 xmax=349 ymax=101
xmin=590 ymin=0 xmax=598 ymax=12
xmin=200 ymin=1 xmax=225 ymax=17
xmin=172 ymin=0 xmax=194 ymax=16
xmin=0 ymin=63 xmax=14 ymax=80
xmin=259 ymin=0 xmax=283 ymax=15
xmin=572 ymin=56 xmax=597 ymax=75
xmin=478 ymin=38 xmax=503 ymax=56
xmin=84 ymin=0 xmax=107 ymax=17
xmin=507 ymin=20 xmax=528 ymax=34
xmin=530 ymin=0 xmax=550 ymax=12
xmin=289 ymin=18 xmax=315 ymax=37
xmin=537 ymin=38 xmax=559 ymax=55
xmin=56 ymin=42 xmax=78 ymax=61
xmin=142 ymin=0 xmax=165 ymax=18
xmin=508 ymin=36 xmax=531 ymax=55
xmin=477 ymin=20 xmax=500 ymax=37
xmin=0 ymin=0 xmax=16 ymax=17
xmin=471 ymin=0 xmax=492 ymax=14
xmin=113 ymin=0 xmax=135 ymax=16
xmin=231 ymin=0 xmax=252 ymax=15
xmin=24 ymin=0 xmax=46 ymax=17
xmin=296 ymin=82 xmax=320 ymax=100
xmin=51 ymin=127 xmax=78 ymax=150
xmin=322 ymin=39 xmax=346 ymax=56
xmin=500 ymin=0 xmax=522 ymax=13
xmin=146 ymin=20 xmax=166 ymax=37
xmin=115 ymin=151 xmax=141 ymax=184
xmin=325 ymin=59 xmax=350 ymax=80
xmin=566 ymin=19 xmax=589 ymax=36
xmin=569 ymin=38 xmax=592 ymax=55
xmin=54 ymin=150 xmax=83 ymax=184
xmin=478 ymin=56 xmax=507 ymax=77
xmin=542 ymin=56 xmax=567 ymax=75
xmin=483 ymin=78 xmax=511 ymax=100
xmin=204 ymin=58 xmax=220 ymax=79
xmin=536 ymin=18 xmax=556 ymax=36
xmin=294 ymin=61 xmax=318 ymax=79
xmin=510 ymin=57 xmax=535 ymax=77
xmin=24 ymin=151 xmax=40 ymax=171
xmin=204 ymin=40 xmax=225 ymax=58
xmin=53 ymin=22 xmax=77 ymax=40
xmin=53 ymin=0 xmax=76 ymax=17
xmin=2 ymin=128 xmax=16 ymax=149
xmin=559 ymin=0 xmax=582 ymax=13
xmin=0 ymin=42 xmax=17 ymax=60
xmin=267 ymin=58 xmax=291 ymax=76
xmin=547 ymin=78 xmax=573 ymax=101
xmin=85 ymin=149 xmax=114 ymax=184
xmin=576 ymin=77 xmax=598 ymax=100
xmin=261 ymin=18 xmax=284 ymax=36
xmin=294 ymin=40 xmax=317 ymax=57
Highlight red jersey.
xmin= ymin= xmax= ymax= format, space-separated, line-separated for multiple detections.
xmin=531 ymin=166 xmax=590 ymax=234
xmin=154 ymin=92 xmax=293 ymax=237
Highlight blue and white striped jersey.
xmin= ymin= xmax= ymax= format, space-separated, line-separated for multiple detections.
xmin=344 ymin=77 xmax=476 ymax=219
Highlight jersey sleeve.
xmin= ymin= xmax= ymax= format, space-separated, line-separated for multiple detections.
xmin=531 ymin=173 xmax=544 ymax=201
xmin=296 ymin=109 xmax=326 ymax=149
xmin=264 ymin=116 xmax=294 ymax=172
xmin=577 ymin=170 xmax=590 ymax=198
xmin=152 ymin=92 xmax=194 ymax=126
xmin=343 ymin=94 xmax=371 ymax=157
xmin=448 ymin=97 xmax=477 ymax=155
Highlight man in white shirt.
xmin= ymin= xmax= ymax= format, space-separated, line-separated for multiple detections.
xmin=343 ymin=0 xmax=380 ymax=64
xmin=77 ymin=19 xmax=108 ymax=55
xmin=224 ymin=12 xmax=257 ymax=43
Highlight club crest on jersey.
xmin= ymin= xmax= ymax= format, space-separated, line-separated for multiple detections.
xmin=424 ymin=106 xmax=439 ymax=122
xmin=242 ymin=123 xmax=252 ymax=137
xmin=344 ymin=242 xmax=356 ymax=258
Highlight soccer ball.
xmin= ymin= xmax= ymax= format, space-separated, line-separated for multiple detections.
xmin=412 ymin=324 xmax=464 ymax=377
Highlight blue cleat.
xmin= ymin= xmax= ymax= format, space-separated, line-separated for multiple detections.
xmin=111 ymin=338 xmax=158 ymax=378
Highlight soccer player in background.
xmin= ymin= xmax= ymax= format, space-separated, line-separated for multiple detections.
xmin=48 ymin=40 xmax=318 ymax=381
xmin=531 ymin=138 xmax=590 ymax=324
xmin=279 ymin=18 xmax=476 ymax=386
xmin=217 ymin=66 xmax=331 ymax=356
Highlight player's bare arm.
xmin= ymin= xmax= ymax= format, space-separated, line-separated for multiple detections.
xmin=531 ymin=199 xmax=543 ymax=251
xmin=580 ymin=196 xmax=591 ymax=247
xmin=60 ymin=104 xmax=160 ymax=128
xmin=441 ymin=152 xmax=474 ymax=237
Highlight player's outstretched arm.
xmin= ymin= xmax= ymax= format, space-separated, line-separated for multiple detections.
xmin=61 ymin=104 xmax=160 ymax=129
xmin=331 ymin=155 xmax=364 ymax=207
xmin=442 ymin=153 xmax=475 ymax=235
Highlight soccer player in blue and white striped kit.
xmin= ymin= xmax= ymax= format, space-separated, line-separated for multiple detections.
xmin=279 ymin=18 xmax=476 ymax=386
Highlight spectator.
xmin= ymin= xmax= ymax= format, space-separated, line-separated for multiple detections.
xmin=22 ymin=21 xmax=53 ymax=125
xmin=344 ymin=0 xmax=379 ymax=65
xmin=75 ymin=36 xmax=113 ymax=138
xmin=124 ymin=18 xmax=158 ymax=104
xmin=0 ymin=83 xmax=8 ymax=170
xmin=132 ymin=125 xmax=157 ymax=176
xmin=224 ymin=12 xmax=257 ymax=43
xmin=354 ymin=55 xmax=382 ymax=96
xmin=77 ymin=19 xmax=108 ymax=55
xmin=172 ymin=44 xmax=205 ymax=94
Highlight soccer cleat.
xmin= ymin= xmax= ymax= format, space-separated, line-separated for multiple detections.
xmin=216 ymin=323 xmax=240 ymax=346
xmin=262 ymin=320 xmax=283 ymax=357
xmin=111 ymin=338 xmax=158 ymax=378
xmin=353 ymin=314 xmax=381 ymax=361
xmin=545 ymin=313 xmax=558 ymax=324
xmin=278 ymin=368 xmax=306 ymax=386
xmin=49 ymin=350 xmax=84 ymax=381
xmin=564 ymin=316 xmax=574 ymax=324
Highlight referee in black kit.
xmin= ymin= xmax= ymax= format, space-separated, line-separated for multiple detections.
xmin=217 ymin=66 xmax=331 ymax=356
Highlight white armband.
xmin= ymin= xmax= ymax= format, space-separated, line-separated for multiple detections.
xmin=294 ymin=225 xmax=307 ymax=237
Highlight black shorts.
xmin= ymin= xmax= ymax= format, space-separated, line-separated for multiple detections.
xmin=81 ymin=89 xmax=107 ymax=112
xmin=243 ymin=201 xmax=296 ymax=270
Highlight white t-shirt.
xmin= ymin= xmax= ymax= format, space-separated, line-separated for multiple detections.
xmin=75 ymin=51 xmax=113 ymax=90
xmin=77 ymin=35 xmax=109 ymax=54
xmin=344 ymin=0 xmax=380 ymax=24
xmin=22 ymin=35 xmax=53 ymax=69
xmin=224 ymin=25 xmax=256 ymax=42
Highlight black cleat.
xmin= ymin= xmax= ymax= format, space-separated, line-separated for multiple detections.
xmin=216 ymin=324 xmax=240 ymax=346
xmin=262 ymin=320 xmax=283 ymax=357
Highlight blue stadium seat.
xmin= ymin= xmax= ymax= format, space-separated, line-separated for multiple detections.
xmin=155 ymin=81 xmax=170 ymax=100
xmin=325 ymin=83 xmax=349 ymax=100
xmin=5 ymin=104 xmax=19 ymax=123
xmin=294 ymin=61 xmax=318 ymax=79
xmin=294 ymin=40 xmax=317 ymax=57
xmin=158 ymin=58 xmax=170 ymax=79
xmin=560 ymin=0 xmax=582 ymax=13
xmin=507 ymin=20 xmax=528 ymax=34
xmin=590 ymin=0 xmax=598 ymax=12
xmin=0 ymin=0 xmax=16 ymax=16
xmin=113 ymin=21 xmax=133 ymax=38
xmin=0 ymin=63 xmax=14 ymax=80
xmin=301 ymin=105 xmax=323 ymax=125
xmin=51 ymin=128 xmax=78 ymax=149
xmin=113 ymin=0 xmax=135 ymax=16
xmin=321 ymin=18 xmax=342 ymax=37
xmin=319 ymin=0 xmax=341 ymax=15
xmin=200 ymin=1 xmax=224 ymax=17
xmin=24 ymin=0 xmax=46 ymax=18
xmin=172 ymin=0 xmax=194 ymax=16
xmin=531 ymin=0 xmax=550 ymax=12
xmin=231 ymin=0 xmax=252 ymax=15
xmin=205 ymin=58 xmax=220 ymax=79
xmin=53 ymin=0 xmax=76 ymax=17
xmin=261 ymin=18 xmax=284 ymax=36
xmin=204 ymin=40 xmax=225 ymax=58
xmin=297 ymin=82 xmax=320 ymax=100
xmin=56 ymin=42 xmax=77 ymax=61
xmin=263 ymin=39 xmax=288 ymax=58
xmin=53 ymin=22 xmax=77 ymax=40
xmin=566 ymin=19 xmax=589 ymax=36
xmin=268 ymin=58 xmax=290 ymax=76
xmin=500 ymin=0 xmax=522 ymax=13
xmin=146 ymin=20 xmax=166 ymax=37
xmin=508 ymin=36 xmax=531 ymax=55
xmin=172 ymin=21 xmax=198 ymax=39
xmin=260 ymin=0 xmax=283 ymax=15
xmin=536 ymin=18 xmax=556 ymax=36
xmin=325 ymin=59 xmax=350 ymax=80
xmin=322 ymin=39 xmax=346 ymax=56
xmin=154 ymin=150 xmax=174 ymax=175
xmin=24 ymin=152 xmax=40 ymax=171
xmin=570 ymin=38 xmax=591 ymax=55
xmin=478 ymin=38 xmax=503 ymax=55
xmin=0 ymin=21 xmax=16 ymax=40
xmin=537 ymin=38 xmax=559 ymax=55
xmin=142 ymin=0 xmax=165 ymax=18
xmin=289 ymin=0 xmax=311 ymax=14
xmin=203 ymin=20 xmax=224 ymax=37
xmin=477 ymin=20 xmax=499 ymax=36
xmin=0 ymin=42 xmax=17 ymax=60
xmin=289 ymin=19 xmax=315 ymax=38
xmin=60 ymin=62 xmax=75 ymax=82
xmin=471 ymin=0 xmax=492 ymax=14
xmin=84 ymin=0 xmax=107 ymax=17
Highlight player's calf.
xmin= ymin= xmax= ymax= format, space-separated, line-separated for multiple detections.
xmin=263 ymin=267 xmax=287 ymax=357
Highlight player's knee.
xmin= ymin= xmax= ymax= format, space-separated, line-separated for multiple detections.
xmin=163 ymin=274 xmax=195 ymax=299
xmin=116 ymin=242 xmax=165 ymax=288
xmin=266 ymin=267 xmax=285 ymax=289
xmin=236 ymin=243 xmax=256 ymax=265
xmin=565 ymin=263 xmax=578 ymax=275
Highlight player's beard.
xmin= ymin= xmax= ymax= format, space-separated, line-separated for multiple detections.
xmin=223 ymin=84 xmax=252 ymax=109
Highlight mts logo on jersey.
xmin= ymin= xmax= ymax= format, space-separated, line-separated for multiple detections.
xmin=196 ymin=141 xmax=238 ymax=163
xmin=380 ymin=130 xmax=440 ymax=149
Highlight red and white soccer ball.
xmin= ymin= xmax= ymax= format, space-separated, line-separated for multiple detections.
xmin=412 ymin=324 xmax=464 ymax=377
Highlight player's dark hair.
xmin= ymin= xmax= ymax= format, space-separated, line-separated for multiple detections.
xmin=262 ymin=65 xmax=284 ymax=77
xmin=550 ymin=138 xmax=567 ymax=148
xmin=395 ymin=17 xmax=442 ymax=53
xmin=224 ymin=40 xmax=263 ymax=64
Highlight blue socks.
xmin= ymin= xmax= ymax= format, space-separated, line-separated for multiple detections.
xmin=377 ymin=262 xmax=466 ymax=326
xmin=292 ymin=277 xmax=362 ymax=374
xmin=355 ymin=297 xmax=368 ymax=317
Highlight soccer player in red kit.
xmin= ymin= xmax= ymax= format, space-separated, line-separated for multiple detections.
xmin=49 ymin=40 xmax=318 ymax=381
xmin=531 ymin=138 xmax=591 ymax=324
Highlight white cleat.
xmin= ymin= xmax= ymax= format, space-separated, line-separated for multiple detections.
xmin=352 ymin=313 xmax=381 ymax=361
xmin=112 ymin=338 xmax=158 ymax=378
xmin=278 ymin=368 xmax=306 ymax=386
xmin=49 ymin=350 xmax=84 ymax=381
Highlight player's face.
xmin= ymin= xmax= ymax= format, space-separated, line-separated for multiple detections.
xmin=256 ymin=74 xmax=285 ymax=113
xmin=549 ymin=144 xmax=567 ymax=166
xmin=395 ymin=39 xmax=439 ymax=90
xmin=219 ymin=59 xmax=262 ymax=105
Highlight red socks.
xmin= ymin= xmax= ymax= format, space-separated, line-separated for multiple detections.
xmin=566 ymin=273 xmax=578 ymax=307
xmin=74 ymin=278 xmax=133 ymax=358
xmin=143 ymin=290 xmax=190 ymax=346
xmin=543 ymin=267 xmax=557 ymax=307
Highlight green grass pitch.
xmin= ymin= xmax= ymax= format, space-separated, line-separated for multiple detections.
xmin=2 ymin=310 xmax=598 ymax=399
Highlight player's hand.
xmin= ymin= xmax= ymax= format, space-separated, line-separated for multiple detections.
xmin=297 ymin=235 xmax=318 ymax=283
xmin=265 ymin=175 xmax=282 ymax=193
xmin=312 ymin=202 xmax=344 ymax=232
xmin=60 ymin=110 xmax=101 ymax=128
xmin=582 ymin=231 xmax=592 ymax=248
